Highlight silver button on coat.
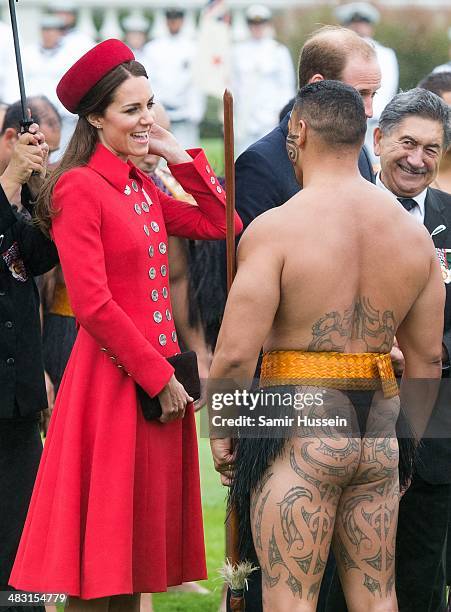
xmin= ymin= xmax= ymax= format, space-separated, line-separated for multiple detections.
xmin=153 ymin=311 xmax=163 ymax=323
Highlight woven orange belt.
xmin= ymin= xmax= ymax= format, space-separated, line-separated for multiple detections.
xmin=49 ymin=283 xmax=74 ymax=318
xmin=260 ymin=351 xmax=398 ymax=399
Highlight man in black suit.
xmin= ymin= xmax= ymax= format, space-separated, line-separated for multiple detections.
xmin=235 ymin=25 xmax=381 ymax=230
xmin=325 ymin=88 xmax=451 ymax=612
xmin=0 ymin=123 xmax=58 ymax=612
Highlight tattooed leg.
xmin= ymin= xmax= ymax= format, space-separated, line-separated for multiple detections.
xmin=251 ymin=428 xmax=360 ymax=612
xmin=332 ymin=422 xmax=399 ymax=612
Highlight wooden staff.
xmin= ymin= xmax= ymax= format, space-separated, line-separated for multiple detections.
xmin=223 ymin=88 xmax=247 ymax=610
xmin=223 ymin=88 xmax=239 ymax=566
xmin=224 ymin=89 xmax=236 ymax=292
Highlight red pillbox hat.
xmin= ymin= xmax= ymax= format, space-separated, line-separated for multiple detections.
xmin=57 ymin=39 xmax=135 ymax=113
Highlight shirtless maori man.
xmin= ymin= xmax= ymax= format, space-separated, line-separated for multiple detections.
xmin=209 ymin=81 xmax=444 ymax=611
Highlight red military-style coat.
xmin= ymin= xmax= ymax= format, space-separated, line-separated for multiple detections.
xmin=10 ymin=143 xmax=242 ymax=599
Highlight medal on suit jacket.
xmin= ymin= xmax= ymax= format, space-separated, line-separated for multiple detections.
xmin=436 ymin=248 xmax=451 ymax=284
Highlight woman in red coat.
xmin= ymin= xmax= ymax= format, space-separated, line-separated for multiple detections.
xmin=9 ymin=39 xmax=242 ymax=611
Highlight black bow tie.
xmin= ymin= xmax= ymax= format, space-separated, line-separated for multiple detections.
xmin=397 ymin=197 xmax=417 ymax=212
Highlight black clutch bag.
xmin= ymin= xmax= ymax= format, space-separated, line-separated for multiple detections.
xmin=136 ymin=351 xmax=201 ymax=420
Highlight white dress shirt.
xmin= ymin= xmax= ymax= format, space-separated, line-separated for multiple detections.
xmin=376 ymin=172 xmax=427 ymax=224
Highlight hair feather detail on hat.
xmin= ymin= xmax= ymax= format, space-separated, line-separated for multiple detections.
xmin=56 ymin=39 xmax=135 ymax=114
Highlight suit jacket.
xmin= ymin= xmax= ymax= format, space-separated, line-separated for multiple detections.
xmin=235 ymin=113 xmax=375 ymax=230
xmin=416 ymin=186 xmax=451 ymax=484
xmin=0 ymin=186 xmax=59 ymax=418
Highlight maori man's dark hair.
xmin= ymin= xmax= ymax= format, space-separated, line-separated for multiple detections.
xmin=291 ymin=80 xmax=367 ymax=148
xmin=379 ymin=88 xmax=451 ymax=150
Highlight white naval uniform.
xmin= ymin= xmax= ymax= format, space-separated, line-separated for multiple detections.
xmin=4 ymin=31 xmax=94 ymax=157
xmin=0 ymin=21 xmax=16 ymax=104
xmin=365 ymin=38 xmax=399 ymax=164
xmin=60 ymin=29 xmax=94 ymax=59
xmin=232 ymin=35 xmax=295 ymax=156
xmin=142 ymin=33 xmax=205 ymax=149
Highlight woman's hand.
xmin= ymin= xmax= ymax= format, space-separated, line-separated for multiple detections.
xmin=157 ymin=374 xmax=193 ymax=424
xmin=148 ymin=123 xmax=192 ymax=165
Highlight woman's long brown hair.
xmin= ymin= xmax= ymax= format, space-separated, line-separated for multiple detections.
xmin=36 ymin=60 xmax=148 ymax=236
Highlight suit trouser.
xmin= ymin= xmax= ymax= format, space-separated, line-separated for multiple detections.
xmin=325 ymin=473 xmax=451 ymax=612
xmin=396 ymin=474 xmax=450 ymax=612
xmin=0 ymin=417 xmax=44 ymax=612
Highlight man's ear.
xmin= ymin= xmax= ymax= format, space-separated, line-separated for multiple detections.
xmin=308 ymin=73 xmax=325 ymax=84
xmin=3 ymin=127 xmax=18 ymax=150
xmin=298 ymin=120 xmax=307 ymax=148
xmin=373 ymin=126 xmax=382 ymax=157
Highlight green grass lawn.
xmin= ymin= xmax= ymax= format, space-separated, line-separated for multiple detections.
xmin=152 ymin=426 xmax=227 ymax=611
xmin=200 ymin=138 xmax=225 ymax=177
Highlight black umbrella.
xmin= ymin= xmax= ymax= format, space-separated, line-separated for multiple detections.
xmin=8 ymin=0 xmax=33 ymax=132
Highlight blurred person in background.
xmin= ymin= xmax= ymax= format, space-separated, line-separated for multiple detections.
xmin=335 ymin=2 xmax=399 ymax=165
xmin=3 ymin=15 xmax=67 ymax=107
xmin=0 ymin=20 xmax=15 ymax=106
xmin=122 ymin=14 xmax=150 ymax=66
xmin=143 ymin=7 xmax=205 ymax=149
xmin=232 ymin=4 xmax=295 ymax=156
xmin=3 ymin=15 xmax=77 ymax=160
xmin=433 ymin=27 xmax=451 ymax=74
xmin=0 ymin=97 xmax=61 ymax=207
xmin=0 ymin=103 xmax=8 ymax=132
xmin=418 ymin=71 xmax=451 ymax=194
xmin=49 ymin=1 xmax=94 ymax=57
